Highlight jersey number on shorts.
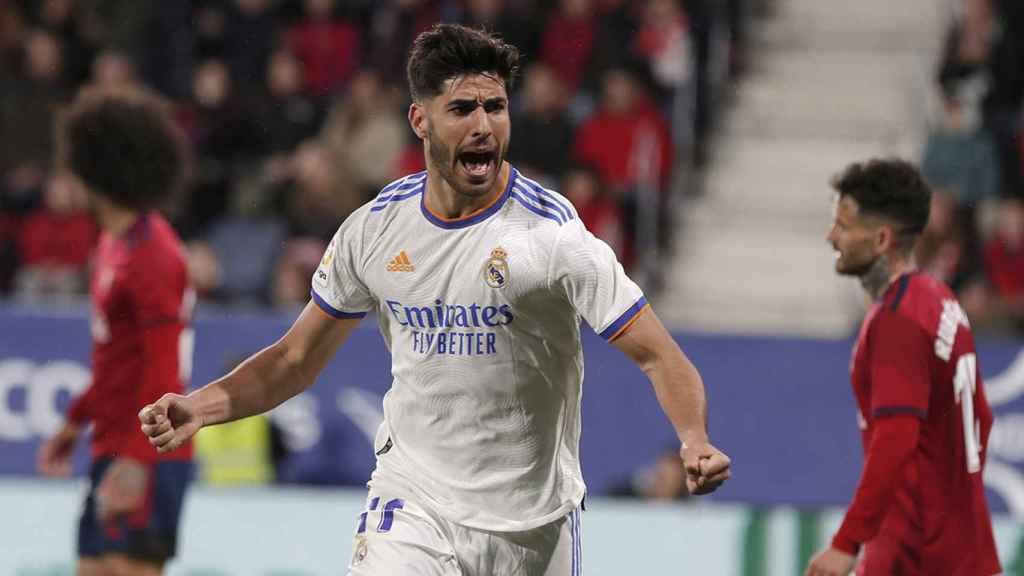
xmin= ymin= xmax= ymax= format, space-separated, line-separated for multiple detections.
xmin=357 ymin=497 xmax=405 ymax=534
xmin=953 ymin=353 xmax=982 ymax=474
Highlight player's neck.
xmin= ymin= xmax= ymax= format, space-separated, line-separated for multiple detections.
xmin=861 ymin=254 xmax=914 ymax=301
xmin=425 ymin=162 xmax=509 ymax=219
xmin=94 ymin=197 xmax=143 ymax=237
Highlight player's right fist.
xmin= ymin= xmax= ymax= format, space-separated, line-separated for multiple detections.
xmin=138 ymin=393 xmax=202 ymax=453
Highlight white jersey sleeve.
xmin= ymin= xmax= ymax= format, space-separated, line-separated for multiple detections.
xmin=548 ymin=218 xmax=647 ymax=341
xmin=311 ymin=205 xmax=375 ymax=317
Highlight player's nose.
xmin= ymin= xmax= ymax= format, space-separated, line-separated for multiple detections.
xmin=469 ymin=106 xmax=492 ymax=138
xmin=825 ymin=225 xmax=838 ymax=245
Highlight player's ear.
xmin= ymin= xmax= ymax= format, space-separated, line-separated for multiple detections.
xmin=875 ymin=224 xmax=895 ymax=254
xmin=409 ymin=102 xmax=427 ymax=140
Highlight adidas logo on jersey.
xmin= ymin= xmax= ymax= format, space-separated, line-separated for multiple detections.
xmin=387 ymin=251 xmax=415 ymax=272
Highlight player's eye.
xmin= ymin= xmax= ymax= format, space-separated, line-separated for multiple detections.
xmin=450 ymin=103 xmax=475 ymax=116
xmin=484 ymin=100 xmax=506 ymax=114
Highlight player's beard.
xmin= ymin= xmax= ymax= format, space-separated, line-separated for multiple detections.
xmin=427 ymin=127 xmax=504 ymax=199
xmin=834 ymin=236 xmax=877 ymax=278
xmin=857 ymin=253 xmax=892 ymax=300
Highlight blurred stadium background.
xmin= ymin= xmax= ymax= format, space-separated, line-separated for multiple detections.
xmin=1 ymin=0 xmax=1024 ymax=574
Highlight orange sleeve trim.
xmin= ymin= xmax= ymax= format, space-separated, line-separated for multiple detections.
xmin=608 ymin=303 xmax=651 ymax=343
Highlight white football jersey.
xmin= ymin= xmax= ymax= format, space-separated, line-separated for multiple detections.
xmin=312 ymin=164 xmax=646 ymax=531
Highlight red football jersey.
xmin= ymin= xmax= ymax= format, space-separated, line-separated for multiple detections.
xmin=68 ymin=213 xmax=193 ymax=462
xmin=847 ymin=272 xmax=999 ymax=575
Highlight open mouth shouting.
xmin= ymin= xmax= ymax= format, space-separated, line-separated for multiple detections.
xmin=457 ymin=148 xmax=497 ymax=183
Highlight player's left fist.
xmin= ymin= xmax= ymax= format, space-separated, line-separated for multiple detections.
xmin=680 ymin=436 xmax=731 ymax=495
xmin=139 ymin=393 xmax=202 ymax=453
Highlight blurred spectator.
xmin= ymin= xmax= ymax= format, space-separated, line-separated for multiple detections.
xmin=250 ymin=48 xmax=326 ymax=156
xmin=609 ymin=448 xmax=690 ymax=501
xmin=224 ymin=0 xmax=279 ymax=89
xmin=459 ymin=0 xmax=542 ymax=67
xmin=0 ymin=2 xmax=26 ymax=69
xmin=195 ymin=355 xmax=278 ymax=485
xmin=0 ymin=0 xmax=742 ymax=308
xmin=584 ymin=0 xmax=641 ymax=92
xmin=0 ymin=213 xmax=17 ymax=294
xmin=508 ymin=63 xmax=573 ymax=184
xmin=75 ymin=0 xmax=151 ymax=58
xmin=916 ymin=188 xmax=985 ymax=307
xmin=574 ymin=67 xmax=674 ymax=195
xmin=633 ymin=0 xmax=692 ymax=109
xmin=33 ymin=0 xmax=96 ymax=88
xmin=922 ymin=0 xmax=1000 ymax=208
xmin=13 ymin=174 xmax=97 ymax=299
xmin=286 ymin=0 xmax=361 ymax=97
xmin=976 ymin=198 xmax=1024 ymax=330
xmin=195 ymin=413 xmax=276 ymax=486
xmin=272 ymin=237 xmax=327 ymax=309
xmin=23 ymin=28 xmax=67 ymax=90
xmin=986 ymin=0 xmax=1024 ymax=198
xmin=176 ymin=58 xmax=259 ymax=237
xmin=563 ymin=164 xmax=624 ymax=259
xmin=137 ymin=1 xmax=192 ymax=98
xmin=541 ymin=0 xmax=597 ymax=93
xmin=321 ymin=69 xmax=406 ymax=198
xmin=395 ymin=135 xmax=428 ymax=177
xmin=1 ymin=29 xmax=67 ymax=213
xmin=89 ymin=48 xmax=138 ymax=89
xmin=456 ymin=0 xmax=502 ymax=28
xmin=575 ymin=67 xmax=674 ymax=267
xmin=363 ymin=0 xmax=439 ymax=87
xmin=186 ymin=239 xmax=223 ymax=300
xmin=192 ymin=1 xmax=230 ymax=63
xmin=203 ymin=214 xmax=287 ymax=306
xmin=284 ymin=140 xmax=360 ymax=239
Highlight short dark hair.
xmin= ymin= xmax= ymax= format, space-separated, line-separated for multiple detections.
xmin=406 ymin=24 xmax=520 ymax=102
xmin=832 ymin=158 xmax=932 ymax=245
xmin=59 ymin=85 xmax=188 ymax=211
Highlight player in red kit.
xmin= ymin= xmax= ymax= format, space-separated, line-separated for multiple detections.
xmin=36 ymin=86 xmax=193 ymax=576
xmin=806 ymin=159 xmax=1001 ymax=576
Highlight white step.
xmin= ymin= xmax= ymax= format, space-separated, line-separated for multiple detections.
xmin=659 ymin=0 xmax=948 ymax=336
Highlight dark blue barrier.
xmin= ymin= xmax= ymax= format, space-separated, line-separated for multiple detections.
xmin=2 ymin=305 xmax=1022 ymax=516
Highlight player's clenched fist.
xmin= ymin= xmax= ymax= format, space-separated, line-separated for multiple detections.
xmin=138 ymin=393 xmax=202 ymax=453
xmin=681 ymin=439 xmax=731 ymax=495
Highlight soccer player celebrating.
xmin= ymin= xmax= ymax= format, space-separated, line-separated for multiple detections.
xmin=139 ymin=24 xmax=730 ymax=574
xmin=37 ymin=87 xmax=193 ymax=576
xmin=806 ymin=159 xmax=1001 ymax=576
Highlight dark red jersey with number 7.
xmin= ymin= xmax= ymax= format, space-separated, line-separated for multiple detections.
xmin=836 ymin=271 xmax=1000 ymax=575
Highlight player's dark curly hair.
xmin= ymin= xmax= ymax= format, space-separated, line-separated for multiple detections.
xmin=406 ymin=23 xmax=520 ymax=102
xmin=58 ymin=85 xmax=188 ymax=211
xmin=832 ymin=158 xmax=932 ymax=250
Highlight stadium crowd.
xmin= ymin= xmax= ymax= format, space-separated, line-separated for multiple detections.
xmin=919 ymin=0 xmax=1024 ymax=334
xmin=0 ymin=0 xmax=751 ymax=310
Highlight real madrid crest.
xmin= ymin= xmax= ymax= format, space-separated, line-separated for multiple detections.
xmin=483 ymin=247 xmax=510 ymax=289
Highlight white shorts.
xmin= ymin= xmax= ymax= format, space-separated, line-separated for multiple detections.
xmin=345 ymin=485 xmax=584 ymax=576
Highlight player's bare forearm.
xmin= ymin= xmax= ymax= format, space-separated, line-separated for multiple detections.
xmin=612 ymin=310 xmax=706 ymax=441
xmin=613 ymin=308 xmax=730 ymax=493
xmin=651 ymin=352 xmax=707 ymax=445
xmin=192 ymin=301 xmax=361 ymax=426
xmin=191 ymin=343 xmax=305 ymax=426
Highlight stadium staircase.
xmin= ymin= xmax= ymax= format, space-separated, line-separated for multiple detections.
xmin=657 ymin=0 xmax=949 ymax=336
